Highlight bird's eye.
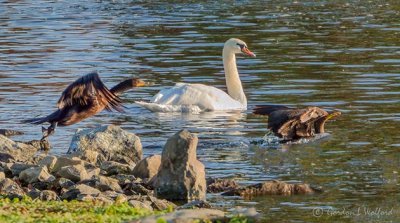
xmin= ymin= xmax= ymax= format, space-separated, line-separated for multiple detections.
xmin=236 ymin=43 xmax=245 ymax=49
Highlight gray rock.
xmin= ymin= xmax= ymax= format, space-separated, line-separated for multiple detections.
xmin=68 ymin=125 xmax=142 ymax=164
xmin=110 ymin=174 xmax=137 ymax=186
xmin=77 ymin=194 xmax=114 ymax=204
xmin=5 ymin=163 xmax=36 ymax=177
xmin=86 ymin=167 xmax=101 ymax=179
xmin=155 ymin=130 xmax=206 ymax=201
xmin=0 ymin=178 xmax=25 ymax=199
xmin=27 ymin=188 xmax=41 ymax=199
xmin=101 ymin=190 xmax=127 ymax=202
xmin=177 ymin=200 xmax=212 ymax=210
xmin=131 ymin=208 xmax=224 ymax=223
xmin=127 ymin=195 xmax=176 ymax=211
xmin=100 ymin=161 xmax=133 ymax=176
xmin=39 ymin=190 xmax=59 ymax=201
xmin=61 ymin=184 xmax=101 ymax=200
xmin=38 ymin=156 xmax=58 ymax=172
xmin=52 ymin=157 xmax=84 ymax=173
xmin=0 ymin=135 xmax=38 ymax=162
xmin=128 ymin=200 xmax=153 ymax=211
xmin=56 ymin=178 xmax=75 ymax=190
xmin=124 ymin=183 xmax=153 ymax=196
xmin=132 ymin=155 xmax=161 ymax=181
xmin=0 ymin=152 xmax=15 ymax=163
xmin=78 ymin=150 xmax=100 ymax=165
xmin=57 ymin=164 xmax=88 ymax=182
xmin=19 ymin=166 xmax=55 ymax=184
xmin=79 ymin=175 xmax=122 ymax=192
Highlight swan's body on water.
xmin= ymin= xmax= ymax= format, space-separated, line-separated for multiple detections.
xmin=136 ymin=38 xmax=255 ymax=112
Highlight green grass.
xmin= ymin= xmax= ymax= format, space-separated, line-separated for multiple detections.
xmin=0 ymin=196 xmax=171 ymax=223
xmin=0 ymin=196 xmax=251 ymax=223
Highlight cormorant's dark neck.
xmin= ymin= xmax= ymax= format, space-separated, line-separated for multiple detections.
xmin=110 ymin=79 xmax=134 ymax=95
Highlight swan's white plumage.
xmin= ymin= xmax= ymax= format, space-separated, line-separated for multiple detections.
xmin=136 ymin=38 xmax=255 ymax=113
xmin=136 ymin=82 xmax=245 ymax=112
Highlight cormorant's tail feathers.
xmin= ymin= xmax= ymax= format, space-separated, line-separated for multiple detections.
xmin=253 ymin=105 xmax=290 ymax=116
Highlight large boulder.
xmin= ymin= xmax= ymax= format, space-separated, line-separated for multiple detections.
xmin=132 ymin=155 xmax=161 ymax=181
xmin=154 ymin=130 xmax=206 ymax=201
xmin=0 ymin=135 xmax=38 ymax=162
xmin=4 ymin=163 xmax=36 ymax=177
xmin=38 ymin=156 xmax=58 ymax=172
xmin=61 ymin=184 xmax=101 ymax=200
xmin=19 ymin=166 xmax=55 ymax=184
xmin=57 ymin=165 xmax=88 ymax=182
xmin=51 ymin=157 xmax=84 ymax=173
xmin=68 ymin=125 xmax=142 ymax=164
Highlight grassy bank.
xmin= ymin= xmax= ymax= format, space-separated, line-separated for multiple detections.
xmin=0 ymin=196 xmax=169 ymax=223
xmin=0 ymin=196 xmax=250 ymax=223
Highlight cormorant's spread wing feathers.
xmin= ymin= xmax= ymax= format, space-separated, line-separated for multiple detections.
xmin=57 ymin=72 xmax=124 ymax=112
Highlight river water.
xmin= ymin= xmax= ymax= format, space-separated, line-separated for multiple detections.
xmin=0 ymin=0 xmax=399 ymax=222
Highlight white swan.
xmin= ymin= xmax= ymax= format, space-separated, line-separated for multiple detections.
xmin=136 ymin=38 xmax=256 ymax=112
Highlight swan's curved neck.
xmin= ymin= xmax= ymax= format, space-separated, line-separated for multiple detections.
xmin=223 ymin=48 xmax=247 ymax=107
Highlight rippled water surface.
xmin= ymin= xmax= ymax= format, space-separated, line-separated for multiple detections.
xmin=1 ymin=0 xmax=400 ymax=222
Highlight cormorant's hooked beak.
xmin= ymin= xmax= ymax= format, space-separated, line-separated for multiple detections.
xmin=135 ymin=79 xmax=155 ymax=87
xmin=241 ymin=47 xmax=256 ymax=57
xmin=326 ymin=111 xmax=342 ymax=121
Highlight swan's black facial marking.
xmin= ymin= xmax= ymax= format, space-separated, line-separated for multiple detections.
xmin=236 ymin=43 xmax=246 ymax=49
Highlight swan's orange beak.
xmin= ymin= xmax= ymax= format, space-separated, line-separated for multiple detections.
xmin=241 ymin=47 xmax=256 ymax=57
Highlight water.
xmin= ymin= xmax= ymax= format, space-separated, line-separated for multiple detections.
xmin=1 ymin=0 xmax=399 ymax=221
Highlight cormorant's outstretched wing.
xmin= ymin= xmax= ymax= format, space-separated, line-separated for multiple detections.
xmin=57 ymin=72 xmax=124 ymax=112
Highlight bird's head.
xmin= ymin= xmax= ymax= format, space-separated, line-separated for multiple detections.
xmin=224 ymin=38 xmax=256 ymax=57
xmin=132 ymin=78 xmax=154 ymax=87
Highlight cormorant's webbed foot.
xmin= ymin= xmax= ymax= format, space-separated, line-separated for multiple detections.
xmin=41 ymin=123 xmax=57 ymax=140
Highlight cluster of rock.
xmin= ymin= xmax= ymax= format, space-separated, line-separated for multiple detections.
xmin=0 ymin=125 xmax=319 ymax=222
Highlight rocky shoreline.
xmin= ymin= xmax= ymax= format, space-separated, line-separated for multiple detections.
xmin=0 ymin=125 xmax=319 ymax=222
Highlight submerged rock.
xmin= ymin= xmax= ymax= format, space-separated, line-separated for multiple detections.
xmin=0 ymin=135 xmax=38 ymax=162
xmin=0 ymin=129 xmax=23 ymax=137
xmin=222 ymin=180 xmax=318 ymax=197
xmin=132 ymin=155 xmax=161 ymax=181
xmin=68 ymin=125 xmax=142 ymax=164
xmin=207 ymin=178 xmax=239 ymax=193
xmin=155 ymin=130 xmax=206 ymax=202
